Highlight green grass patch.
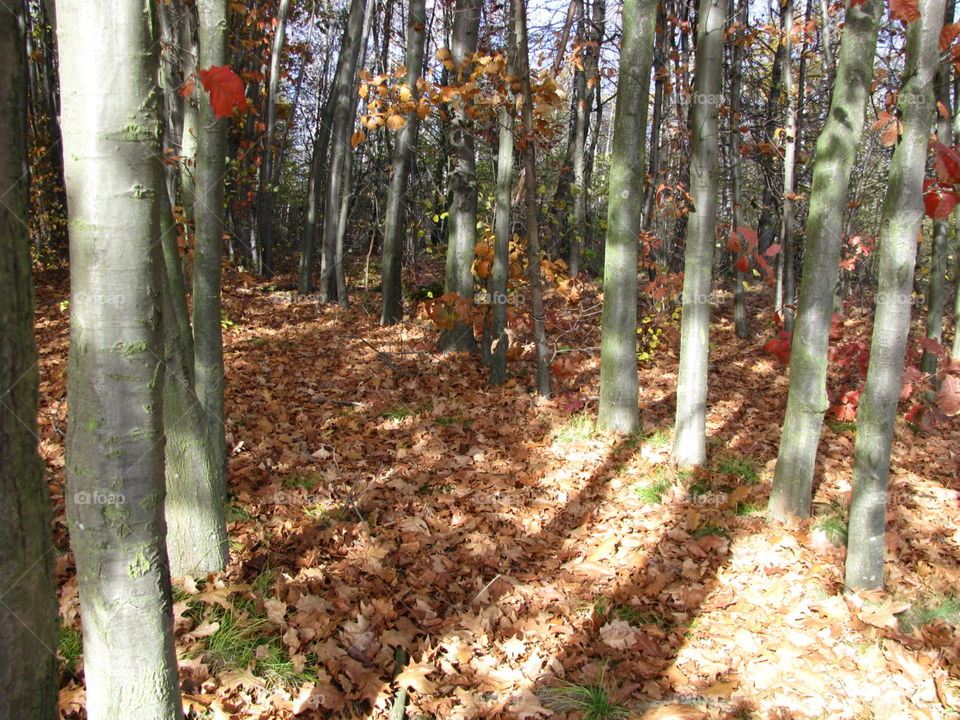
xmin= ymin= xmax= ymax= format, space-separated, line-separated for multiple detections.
xmin=614 ymin=606 xmax=671 ymax=630
xmin=541 ymin=675 xmax=630 ymax=720
xmin=828 ymin=419 xmax=857 ymax=433
xmin=813 ymin=501 xmax=848 ymax=546
xmin=225 ymin=504 xmax=251 ymax=523
xmin=691 ymin=524 xmax=728 ymax=539
xmin=633 ymin=472 xmax=672 ymax=504
xmin=282 ymin=473 xmax=321 ymax=491
xmin=900 ymin=593 xmax=960 ymax=632
xmin=381 ymin=405 xmax=417 ymax=420
xmin=714 ymin=454 xmax=759 ymax=484
xmin=552 ymin=413 xmax=596 ymax=444
xmin=58 ymin=624 xmax=83 ymax=673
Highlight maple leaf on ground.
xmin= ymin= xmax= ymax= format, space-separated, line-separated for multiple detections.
xmin=395 ymin=660 xmax=438 ymax=694
xmin=198 ymin=65 xmax=248 ymax=117
xmin=510 ymin=689 xmax=552 ymax=719
xmin=599 ymin=619 xmax=639 ymax=649
xmin=937 ymin=374 xmax=960 ymax=416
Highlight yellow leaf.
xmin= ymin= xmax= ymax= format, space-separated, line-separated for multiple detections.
xmin=351 ymin=130 xmax=366 ymax=147
xmin=394 ymin=64 xmax=407 ymax=78
xmin=386 ymin=114 xmax=407 ymax=131
xmin=394 ymin=660 xmax=437 ymax=694
xmin=436 ymin=47 xmax=451 ymax=61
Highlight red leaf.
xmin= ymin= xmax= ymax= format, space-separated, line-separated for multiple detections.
xmin=735 ymin=226 xmax=759 ymax=251
xmin=178 ymin=76 xmax=196 ymax=98
xmin=933 ymin=142 xmax=960 ymax=184
xmin=923 ymin=179 xmax=959 ymax=219
xmin=833 ymin=402 xmax=857 ymax=421
xmin=764 ymin=243 xmax=782 ymax=257
xmin=904 ymin=404 xmax=924 ymax=422
xmin=764 ymin=332 xmax=792 ymax=364
xmin=198 ymin=65 xmax=248 ymax=117
xmin=735 ymin=256 xmax=749 ymax=272
xmin=890 ymin=0 xmax=921 ymax=23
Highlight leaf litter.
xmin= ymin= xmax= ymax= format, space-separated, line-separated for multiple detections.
xmin=34 ymin=267 xmax=960 ymax=719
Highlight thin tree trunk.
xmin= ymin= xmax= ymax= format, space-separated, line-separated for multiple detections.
xmin=778 ymin=0 xmax=797 ymax=331
xmin=920 ymin=0 xmax=954 ymax=375
xmin=381 ymin=0 xmax=427 ymax=324
xmin=439 ymin=0 xmax=482 ymax=352
xmin=190 ymin=0 xmax=231 ymax=563
xmin=57 ymin=0 xmax=183 ymax=716
xmin=256 ymin=0 xmax=293 ymax=278
xmin=514 ymin=0 xmax=550 ymax=397
xmin=672 ymin=0 xmax=726 ymax=466
xmin=489 ymin=76 xmax=516 ymax=385
xmin=728 ymin=0 xmax=749 ymax=338
xmin=845 ymin=0 xmax=943 ymax=590
xmin=596 ymin=0 xmax=658 ymax=432
xmin=0 ymin=4 xmax=58 ymax=717
xmin=319 ymin=0 xmax=370 ymax=303
xmin=768 ymin=0 xmax=882 ymax=521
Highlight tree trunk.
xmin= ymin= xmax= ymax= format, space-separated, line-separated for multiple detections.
xmin=596 ymin=0 xmax=658 ymax=432
xmin=513 ymin=0 xmax=551 ymax=397
xmin=256 ymin=0 xmax=293 ymax=278
xmin=439 ymin=0 xmax=482 ymax=353
xmin=728 ymin=0 xmax=749 ymax=339
xmin=845 ymin=0 xmax=943 ymax=590
xmin=189 ymin=0 xmax=231 ymax=565
xmin=0 ymin=5 xmax=58 ymax=717
xmin=920 ymin=0 xmax=954 ymax=375
xmin=381 ymin=0 xmax=427 ymax=325
xmin=489 ymin=88 xmax=516 ymax=384
xmin=768 ymin=0 xmax=882 ymax=521
xmin=319 ymin=0 xmax=370 ymax=304
xmin=57 ymin=0 xmax=183 ymax=716
xmin=672 ymin=0 xmax=726 ymax=466
xmin=778 ymin=0 xmax=797 ymax=331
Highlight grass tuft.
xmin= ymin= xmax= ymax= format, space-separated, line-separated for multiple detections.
xmin=552 ymin=413 xmax=596 ymax=444
xmin=541 ymin=674 xmax=630 ymax=720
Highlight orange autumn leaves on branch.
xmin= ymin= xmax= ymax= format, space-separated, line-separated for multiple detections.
xmin=180 ymin=65 xmax=249 ymax=118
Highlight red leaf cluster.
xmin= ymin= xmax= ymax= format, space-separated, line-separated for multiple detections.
xmin=198 ymin=65 xmax=248 ymax=118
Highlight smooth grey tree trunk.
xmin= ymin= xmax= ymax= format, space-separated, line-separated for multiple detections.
xmin=439 ymin=0 xmax=482 ymax=353
xmin=57 ymin=1 xmax=184 ymax=717
xmin=514 ymin=0 xmax=551 ymax=397
xmin=768 ymin=0 xmax=882 ymax=521
xmin=0 ymin=4 xmax=58 ymax=717
xmin=778 ymin=0 xmax=798 ymax=332
xmin=920 ymin=0 xmax=954 ymax=375
xmin=596 ymin=0 xmax=657 ymax=432
xmin=728 ymin=0 xmax=748 ymax=339
xmin=318 ymin=0 xmax=369 ymax=304
xmin=380 ymin=0 xmax=427 ymax=325
xmin=489 ymin=13 xmax=517 ymax=386
xmin=672 ymin=0 xmax=725 ymax=465
xmin=845 ymin=0 xmax=943 ymax=591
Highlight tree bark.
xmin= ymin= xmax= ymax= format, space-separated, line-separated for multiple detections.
xmin=0 ymin=4 xmax=58 ymax=717
xmin=727 ymin=0 xmax=749 ymax=339
xmin=318 ymin=0 xmax=370 ymax=304
xmin=514 ymin=0 xmax=551 ymax=397
xmin=439 ymin=0 xmax=482 ymax=352
xmin=672 ymin=0 xmax=726 ymax=465
xmin=920 ymin=0 xmax=954 ymax=375
xmin=768 ymin=0 xmax=882 ymax=521
xmin=381 ymin=0 xmax=427 ymax=325
xmin=57 ymin=0 xmax=183 ymax=716
xmin=256 ymin=0 xmax=293 ymax=278
xmin=596 ymin=0 xmax=658 ymax=432
xmin=845 ymin=0 xmax=943 ymax=590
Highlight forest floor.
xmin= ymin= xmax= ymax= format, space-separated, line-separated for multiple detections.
xmin=36 ymin=263 xmax=960 ymax=720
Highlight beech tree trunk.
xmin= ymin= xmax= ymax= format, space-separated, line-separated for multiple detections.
xmin=489 ymin=3 xmax=518 ymax=386
xmin=0 ymin=4 xmax=58 ymax=717
xmin=768 ymin=0 xmax=882 ymax=521
xmin=596 ymin=0 xmax=657 ymax=432
xmin=381 ymin=0 xmax=427 ymax=325
xmin=672 ymin=0 xmax=725 ymax=465
xmin=727 ymin=0 xmax=748 ymax=339
xmin=319 ymin=0 xmax=370 ymax=304
xmin=845 ymin=0 xmax=943 ymax=590
xmin=439 ymin=0 xmax=482 ymax=352
xmin=514 ymin=0 xmax=551 ymax=397
xmin=57 ymin=0 xmax=183 ymax=716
